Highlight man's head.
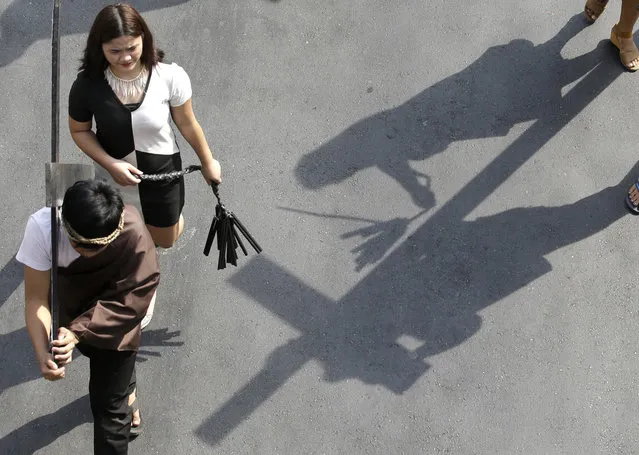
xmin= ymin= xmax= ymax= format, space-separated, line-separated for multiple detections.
xmin=62 ymin=180 xmax=124 ymax=254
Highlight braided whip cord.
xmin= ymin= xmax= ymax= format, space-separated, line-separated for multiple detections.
xmin=138 ymin=164 xmax=203 ymax=182
xmin=139 ymin=164 xmax=222 ymax=202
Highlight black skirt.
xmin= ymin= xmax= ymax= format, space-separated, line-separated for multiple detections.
xmin=136 ymin=152 xmax=185 ymax=227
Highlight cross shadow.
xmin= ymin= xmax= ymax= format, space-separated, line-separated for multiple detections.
xmin=0 ymin=0 xmax=193 ymax=68
xmin=197 ymin=163 xmax=636 ymax=447
xmin=0 ymin=395 xmax=91 ymax=455
xmin=196 ymin=15 xmax=629 ymax=445
xmin=295 ymin=14 xmax=612 ymax=210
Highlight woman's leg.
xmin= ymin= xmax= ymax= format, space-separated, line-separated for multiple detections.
xmin=612 ymin=0 xmax=639 ymax=70
xmin=619 ymin=0 xmax=639 ymax=31
xmin=146 ymin=214 xmax=185 ymax=249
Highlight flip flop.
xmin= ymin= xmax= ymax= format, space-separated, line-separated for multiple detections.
xmin=625 ymin=180 xmax=639 ymax=215
xmin=128 ymin=393 xmax=143 ymax=439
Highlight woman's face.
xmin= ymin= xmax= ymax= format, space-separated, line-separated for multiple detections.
xmin=102 ymin=35 xmax=144 ymax=78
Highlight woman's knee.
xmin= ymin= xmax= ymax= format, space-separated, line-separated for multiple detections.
xmin=147 ymin=216 xmax=184 ymax=249
xmin=152 ymin=232 xmax=179 ymax=249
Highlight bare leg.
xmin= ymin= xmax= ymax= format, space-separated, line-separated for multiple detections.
xmin=128 ymin=389 xmax=140 ymax=428
xmin=146 ymin=214 xmax=185 ymax=249
xmin=612 ymin=0 xmax=639 ymax=70
xmin=618 ymin=0 xmax=639 ymax=31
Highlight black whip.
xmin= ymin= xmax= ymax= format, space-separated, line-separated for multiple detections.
xmin=139 ymin=165 xmax=262 ymax=268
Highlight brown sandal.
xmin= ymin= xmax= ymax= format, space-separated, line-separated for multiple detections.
xmin=610 ymin=24 xmax=639 ymax=72
xmin=584 ymin=0 xmax=608 ymax=23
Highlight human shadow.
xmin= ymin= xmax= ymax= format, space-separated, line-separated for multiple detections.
xmin=197 ymin=15 xmax=628 ymax=445
xmin=136 ymin=327 xmax=184 ymax=363
xmin=0 ymin=395 xmax=91 ymax=455
xmin=295 ymin=14 xmax=609 ymax=209
xmin=0 ymin=326 xmax=181 ymax=452
xmin=277 ymin=207 xmax=425 ymax=272
xmin=197 ymin=162 xmax=637 ymax=446
xmin=0 ymin=255 xmax=23 ymax=310
xmin=0 ymin=327 xmax=41 ymax=396
xmin=0 ymin=326 xmax=183 ymax=396
xmin=0 ymin=0 xmax=192 ymax=68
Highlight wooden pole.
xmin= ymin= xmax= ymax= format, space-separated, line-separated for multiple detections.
xmin=50 ymin=0 xmax=61 ymax=347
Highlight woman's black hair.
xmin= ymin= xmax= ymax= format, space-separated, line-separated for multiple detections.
xmin=79 ymin=3 xmax=164 ymax=78
xmin=62 ymin=180 xmax=124 ymax=250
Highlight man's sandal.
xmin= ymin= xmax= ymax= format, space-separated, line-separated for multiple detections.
xmin=625 ymin=180 xmax=639 ymax=215
xmin=584 ymin=0 xmax=608 ymax=23
xmin=129 ymin=392 xmax=143 ymax=439
xmin=610 ymin=25 xmax=639 ymax=72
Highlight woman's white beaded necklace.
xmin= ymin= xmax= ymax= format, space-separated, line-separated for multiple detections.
xmin=104 ymin=66 xmax=147 ymax=102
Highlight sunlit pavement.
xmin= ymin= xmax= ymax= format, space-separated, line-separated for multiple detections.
xmin=2 ymin=1 xmax=639 ymax=453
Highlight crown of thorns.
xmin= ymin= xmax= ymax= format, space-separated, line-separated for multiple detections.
xmin=63 ymin=212 xmax=125 ymax=246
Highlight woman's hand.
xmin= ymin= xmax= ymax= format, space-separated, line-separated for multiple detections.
xmin=50 ymin=327 xmax=78 ymax=367
xmin=201 ymin=158 xmax=222 ymax=185
xmin=107 ymin=160 xmax=143 ymax=186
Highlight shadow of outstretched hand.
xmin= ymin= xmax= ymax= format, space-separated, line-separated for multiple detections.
xmin=137 ymin=328 xmax=183 ymax=363
xmin=343 ymin=218 xmax=411 ymax=271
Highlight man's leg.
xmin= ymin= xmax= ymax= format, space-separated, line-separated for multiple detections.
xmin=81 ymin=345 xmax=137 ymax=455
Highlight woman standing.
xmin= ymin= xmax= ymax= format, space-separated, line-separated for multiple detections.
xmin=69 ymin=3 xmax=222 ymax=249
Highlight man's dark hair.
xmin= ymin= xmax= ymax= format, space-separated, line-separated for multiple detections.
xmin=62 ymin=180 xmax=124 ymax=249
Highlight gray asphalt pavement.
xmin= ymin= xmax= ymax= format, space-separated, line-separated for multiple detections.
xmin=2 ymin=0 xmax=639 ymax=453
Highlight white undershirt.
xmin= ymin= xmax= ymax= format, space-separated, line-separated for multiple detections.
xmin=16 ymin=208 xmax=80 ymax=271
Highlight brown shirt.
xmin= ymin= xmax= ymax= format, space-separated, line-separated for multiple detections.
xmin=58 ymin=205 xmax=160 ymax=351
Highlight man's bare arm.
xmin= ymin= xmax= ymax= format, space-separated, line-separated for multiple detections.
xmin=24 ymin=265 xmax=65 ymax=381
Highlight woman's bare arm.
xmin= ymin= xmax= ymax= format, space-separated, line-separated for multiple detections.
xmin=69 ymin=117 xmax=142 ymax=185
xmin=171 ymin=100 xmax=221 ymax=184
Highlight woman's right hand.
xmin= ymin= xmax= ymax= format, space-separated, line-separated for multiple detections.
xmin=107 ymin=160 xmax=143 ymax=186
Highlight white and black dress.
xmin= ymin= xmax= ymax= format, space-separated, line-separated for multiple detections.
xmin=69 ymin=62 xmax=192 ymax=227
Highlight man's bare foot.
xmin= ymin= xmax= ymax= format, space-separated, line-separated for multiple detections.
xmin=128 ymin=390 xmax=141 ymax=427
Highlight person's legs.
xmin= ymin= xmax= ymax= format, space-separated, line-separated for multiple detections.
xmin=618 ymin=0 xmax=639 ymax=30
xmin=81 ymin=345 xmax=137 ymax=455
xmin=145 ymin=214 xmax=184 ymax=248
xmin=611 ymin=0 xmax=639 ymax=70
xmin=128 ymin=388 xmax=141 ymax=428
